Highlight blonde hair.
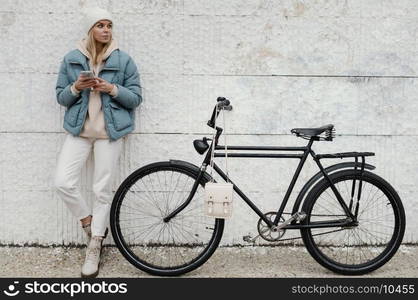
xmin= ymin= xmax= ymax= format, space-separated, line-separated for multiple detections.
xmin=85 ymin=26 xmax=112 ymax=65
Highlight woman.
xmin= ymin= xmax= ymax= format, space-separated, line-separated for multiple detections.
xmin=54 ymin=6 xmax=142 ymax=278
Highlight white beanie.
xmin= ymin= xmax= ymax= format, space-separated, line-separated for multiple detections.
xmin=81 ymin=6 xmax=113 ymax=34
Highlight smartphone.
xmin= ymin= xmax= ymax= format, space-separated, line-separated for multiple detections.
xmin=80 ymin=71 xmax=96 ymax=90
xmin=80 ymin=71 xmax=94 ymax=78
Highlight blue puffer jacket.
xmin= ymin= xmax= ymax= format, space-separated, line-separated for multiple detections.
xmin=56 ymin=49 xmax=142 ymax=141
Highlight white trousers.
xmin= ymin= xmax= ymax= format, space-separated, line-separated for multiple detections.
xmin=54 ymin=133 xmax=123 ymax=237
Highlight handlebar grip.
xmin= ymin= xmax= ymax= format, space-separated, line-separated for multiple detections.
xmin=208 ymin=97 xmax=232 ymax=128
xmin=216 ymin=97 xmax=230 ymax=107
xmin=223 ymin=104 xmax=233 ymax=111
xmin=221 ymin=99 xmax=230 ymax=106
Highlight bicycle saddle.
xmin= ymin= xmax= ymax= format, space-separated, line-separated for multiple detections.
xmin=291 ymin=124 xmax=334 ymax=137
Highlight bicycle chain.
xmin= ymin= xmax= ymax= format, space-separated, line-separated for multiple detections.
xmin=245 ymin=212 xmax=347 ymax=244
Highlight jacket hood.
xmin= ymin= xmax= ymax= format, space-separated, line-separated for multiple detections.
xmin=77 ymin=38 xmax=119 ymax=64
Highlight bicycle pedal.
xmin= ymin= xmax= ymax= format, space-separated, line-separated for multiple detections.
xmin=295 ymin=212 xmax=306 ymax=222
xmin=243 ymin=235 xmax=258 ymax=243
xmin=243 ymin=235 xmax=252 ymax=242
xmin=276 ymin=212 xmax=307 ymax=229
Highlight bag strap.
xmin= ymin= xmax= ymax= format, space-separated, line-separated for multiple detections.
xmin=209 ymin=105 xmax=217 ymax=183
xmin=222 ymin=106 xmax=230 ymax=183
xmin=209 ymin=104 xmax=230 ymax=183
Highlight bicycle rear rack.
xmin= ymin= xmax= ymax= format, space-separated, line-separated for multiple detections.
xmin=315 ymin=151 xmax=375 ymax=219
xmin=316 ymin=151 xmax=375 ymax=174
xmin=316 ymin=152 xmax=375 ymax=159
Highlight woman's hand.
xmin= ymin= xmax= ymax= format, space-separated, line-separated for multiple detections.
xmin=74 ymin=74 xmax=97 ymax=91
xmin=92 ymin=77 xmax=115 ymax=94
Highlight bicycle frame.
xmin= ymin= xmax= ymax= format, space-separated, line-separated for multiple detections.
xmin=213 ymin=138 xmax=358 ymax=228
xmin=164 ymin=135 xmax=359 ymax=230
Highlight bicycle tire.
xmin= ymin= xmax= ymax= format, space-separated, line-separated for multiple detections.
xmin=110 ymin=161 xmax=224 ymax=276
xmin=300 ymin=169 xmax=405 ymax=275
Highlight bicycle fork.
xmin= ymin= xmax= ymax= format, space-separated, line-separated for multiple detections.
xmin=163 ymin=164 xmax=207 ymax=223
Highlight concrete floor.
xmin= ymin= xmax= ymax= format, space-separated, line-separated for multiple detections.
xmin=1 ymin=245 xmax=417 ymax=278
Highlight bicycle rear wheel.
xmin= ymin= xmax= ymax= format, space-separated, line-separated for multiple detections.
xmin=301 ymin=169 xmax=405 ymax=275
xmin=110 ymin=161 xmax=224 ymax=276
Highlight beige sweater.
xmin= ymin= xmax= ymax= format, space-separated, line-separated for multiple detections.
xmin=70 ymin=38 xmax=119 ymax=139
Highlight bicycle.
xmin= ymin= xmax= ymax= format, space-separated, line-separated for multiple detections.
xmin=110 ymin=97 xmax=406 ymax=276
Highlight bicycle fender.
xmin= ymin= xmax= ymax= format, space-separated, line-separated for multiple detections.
xmin=169 ymin=159 xmax=213 ymax=182
xmin=291 ymin=161 xmax=375 ymax=215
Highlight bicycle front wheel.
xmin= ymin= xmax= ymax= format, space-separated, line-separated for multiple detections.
xmin=301 ymin=169 xmax=405 ymax=275
xmin=110 ymin=161 xmax=224 ymax=276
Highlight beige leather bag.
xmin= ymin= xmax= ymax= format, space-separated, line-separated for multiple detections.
xmin=204 ymin=105 xmax=233 ymax=218
xmin=204 ymin=182 xmax=233 ymax=218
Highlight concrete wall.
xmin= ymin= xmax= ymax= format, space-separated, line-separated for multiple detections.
xmin=0 ymin=0 xmax=417 ymax=245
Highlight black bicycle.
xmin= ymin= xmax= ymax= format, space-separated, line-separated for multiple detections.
xmin=110 ymin=97 xmax=405 ymax=276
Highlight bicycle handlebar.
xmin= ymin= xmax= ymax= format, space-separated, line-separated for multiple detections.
xmin=207 ymin=97 xmax=233 ymax=128
xmin=217 ymin=96 xmax=230 ymax=107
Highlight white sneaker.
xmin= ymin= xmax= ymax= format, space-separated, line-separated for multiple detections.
xmin=81 ymin=236 xmax=104 ymax=278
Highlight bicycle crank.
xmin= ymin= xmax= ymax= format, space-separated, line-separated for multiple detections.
xmin=243 ymin=211 xmax=307 ymax=243
xmin=275 ymin=211 xmax=306 ymax=230
xmin=256 ymin=212 xmax=285 ymax=242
